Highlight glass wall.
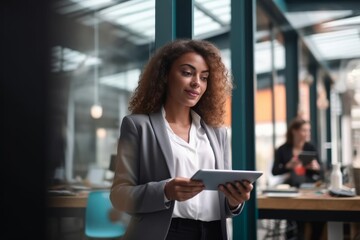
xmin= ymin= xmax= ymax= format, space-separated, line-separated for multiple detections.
xmin=40 ymin=1 xmax=360 ymax=239
xmin=48 ymin=0 xmax=156 ymax=185
xmin=48 ymin=0 xmax=285 ymax=190
xmin=255 ymin=6 xmax=286 ymax=188
xmin=48 ymin=0 xmax=347 ymax=194
xmin=48 ymin=0 xmax=235 ymax=188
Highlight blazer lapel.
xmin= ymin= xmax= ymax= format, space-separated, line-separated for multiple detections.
xmin=201 ymin=121 xmax=224 ymax=170
xmin=149 ymin=111 xmax=175 ymax=177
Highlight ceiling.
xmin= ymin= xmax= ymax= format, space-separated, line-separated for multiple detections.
xmin=52 ymin=0 xmax=232 ymax=45
xmin=50 ymin=0 xmax=234 ymax=97
xmin=50 ymin=0 xmax=360 ymax=121
xmin=51 ymin=0 xmax=360 ymax=75
xmin=270 ymin=0 xmax=360 ymax=124
xmin=272 ymin=0 xmax=360 ymax=82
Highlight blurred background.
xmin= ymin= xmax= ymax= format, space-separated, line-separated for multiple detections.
xmin=2 ymin=0 xmax=360 ymax=239
xmin=47 ymin=0 xmax=360 ymax=190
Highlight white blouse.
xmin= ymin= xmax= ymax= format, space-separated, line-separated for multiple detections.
xmin=162 ymin=107 xmax=221 ymax=221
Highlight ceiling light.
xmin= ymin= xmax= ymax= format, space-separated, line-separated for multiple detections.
xmin=91 ymin=104 xmax=103 ymax=119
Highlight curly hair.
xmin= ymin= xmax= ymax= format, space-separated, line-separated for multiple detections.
xmin=128 ymin=38 xmax=233 ymax=127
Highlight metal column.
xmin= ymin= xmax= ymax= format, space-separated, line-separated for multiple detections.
xmin=230 ymin=0 xmax=257 ymax=239
xmin=155 ymin=0 xmax=193 ymax=50
xmin=325 ymin=77 xmax=332 ymax=169
xmin=176 ymin=0 xmax=193 ymax=39
xmin=155 ymin=0 xmax=175 ymax=49
xmin=284 ymin=31 xmax=299 ymax=124
xmin=309 ymin=63 xmax=318 ymax=147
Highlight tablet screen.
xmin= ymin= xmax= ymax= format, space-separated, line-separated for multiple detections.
xmin=191 ymin=169 xmax=263 ymax=191
xmin=298 ymin=151 xmax=317 ymax=165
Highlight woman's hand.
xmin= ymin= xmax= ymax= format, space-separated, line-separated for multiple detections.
xmin=218 ymin=180 xmax=253 ymax=209
xmin=164 ymin=177 xmax=205 ymax=201
xmin=285 ymin=156 xmax=301 ymax=170
xmin=305 ymin=159 xmax=320 ymax=171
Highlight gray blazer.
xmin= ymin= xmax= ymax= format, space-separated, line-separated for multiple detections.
xmin=110 ymin=110 xmax=243 ymax=240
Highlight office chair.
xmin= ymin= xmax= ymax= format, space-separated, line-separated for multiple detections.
xmin=85 ymin=190 xmax=126 ymax=239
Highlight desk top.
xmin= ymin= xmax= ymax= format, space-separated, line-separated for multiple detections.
xmin=257 ymin=189 xmax=360 ymax=211
xmin=47 ymin=188 xmax=360 ymax=212
xmin=47 ymin=191 xmax=88 ymax=208
xmin=47 ymin=183 xmax=110 ymax=208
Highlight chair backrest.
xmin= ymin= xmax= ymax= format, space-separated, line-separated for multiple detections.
xmin=85 ymin=190 xmax=126 ymax=238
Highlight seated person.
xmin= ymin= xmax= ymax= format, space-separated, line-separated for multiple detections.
xmin=272 ymin=117 xmax=322 ymax=188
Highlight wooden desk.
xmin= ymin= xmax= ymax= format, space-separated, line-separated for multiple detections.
xmin=48 ymin=193 xmax=88 ymax=208
xmin=48 ymin=189 xmax=360 ymax=219
xmin=47 ymin=192 xmax=88 ymax=218
xmin=47 ymin=184 xmax=110 ymax=216
xmin=257 ymin=189 xmax=360 ymax=240
xmin=257 ymin=189 xmax=360 ymax=221
xmin=48 ymin=189 xmax=360 ymax=239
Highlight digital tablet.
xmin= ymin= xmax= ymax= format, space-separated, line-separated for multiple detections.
xmin=298 ymin=151 xmax=317 ymax=165
xmin=191 ymin=169 xmax=263 ymax=191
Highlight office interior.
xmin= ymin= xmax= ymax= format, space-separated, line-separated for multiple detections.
xmin=2 ymin=0 xmax=360 ymax=239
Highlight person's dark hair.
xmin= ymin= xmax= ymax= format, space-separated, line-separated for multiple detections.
xmin=286 ymin=117 xmax=309 ymax=145
xmin=128 ymin=38 xmax=233 ymax=127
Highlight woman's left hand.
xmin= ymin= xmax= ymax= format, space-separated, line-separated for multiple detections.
xmin=218 ymin=180 xmax=253 ymax=209
xmin=306 ymin=159 xmax=320 ymax=171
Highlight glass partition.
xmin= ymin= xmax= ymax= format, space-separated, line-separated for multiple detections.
xmin=48 ymin=0 xmax=234 ymax=187
xmin=255 ymin=6 xmax=286 ymax=188
xmin=48 ymin=0 xmax=156 ymax=185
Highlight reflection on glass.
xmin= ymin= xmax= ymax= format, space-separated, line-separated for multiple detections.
xmin=255 ymin=15 xmax=286 ymax=188
xmin=49 ymin=0 xmax=156 ymax=182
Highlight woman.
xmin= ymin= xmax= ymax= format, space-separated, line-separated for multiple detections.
xmin=272 ymin=117 xmax=322 ymax=187
xmin=110 ymin=39 xmax=254 ymax=240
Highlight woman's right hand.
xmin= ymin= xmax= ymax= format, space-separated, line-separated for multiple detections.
xmin=164 ymin=177 xmax=205 ymax=201
xmin=285 ymin=156 xmax=301 ymax=170
xmin=306 ymin=159 xmax=320 ymax=171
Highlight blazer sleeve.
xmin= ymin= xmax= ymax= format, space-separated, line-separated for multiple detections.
xmin=272 ymin=145 xmax=291 ymax=176
xmin=110 ymin=116 xmax=172 ymax=215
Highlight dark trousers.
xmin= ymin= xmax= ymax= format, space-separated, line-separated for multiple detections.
xmin=166 ymin=218 xmax=222 ymax=240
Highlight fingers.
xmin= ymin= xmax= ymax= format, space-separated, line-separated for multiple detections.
xmin=218 ymin=180 xmax=253 ymax=208
xmin=306 ymin=160 xmax=320 ymax=170
xmin=165 ymin=177 xmax=205 ymax=201
xmin=286 ymin=158 xmax=301 ymax=169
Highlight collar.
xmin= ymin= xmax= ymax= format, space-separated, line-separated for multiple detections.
xmin=161 ymin=106 xmax=202 ymax=130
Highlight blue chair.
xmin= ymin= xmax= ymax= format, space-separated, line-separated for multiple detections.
xmin=85 ymin=190 xmax=126 ymax=239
